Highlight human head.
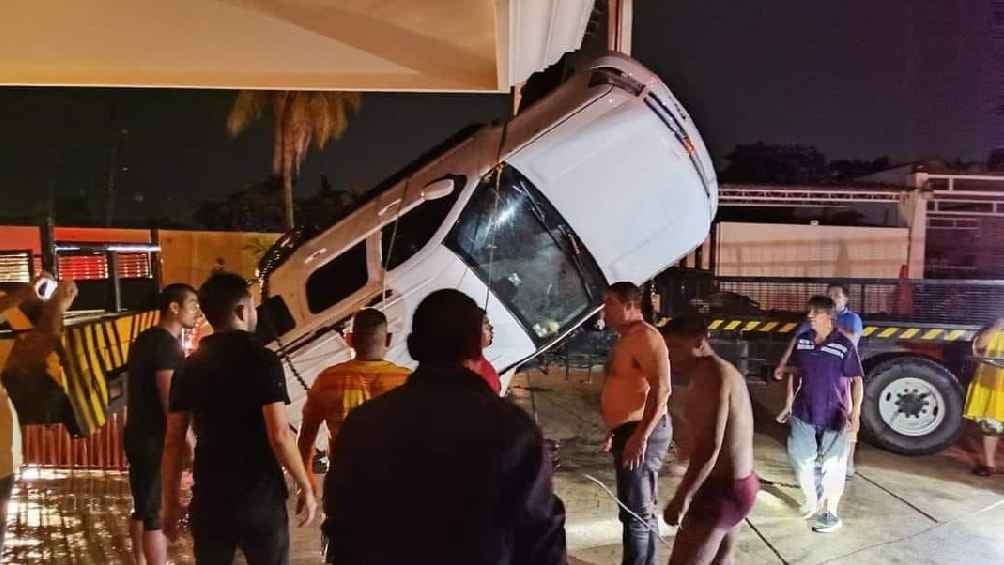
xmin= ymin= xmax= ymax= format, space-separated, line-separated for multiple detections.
xmin=480 ymin=308 xmax=494 ymax=349
xmin=198 ymin=272 xmax=256 ymax=332
xmin=660 ymin=314 xmax=711 ymax=373
xmin=158 ymin=283 xmax=200 ymax=330
xmin=407 ymin=289 xmax=483 ymax=366
xmin=348 ymin=308 xmax=391 ymax=360
xmin=826 ymin=283 xmax=849 ymax=312
xmin=603 ymin=282 xmax=643 ymax=332
xmin=806 ymin=295 xmax=836 ymax=334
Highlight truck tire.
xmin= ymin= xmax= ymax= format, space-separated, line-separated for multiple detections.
xmin=861 ymin=357 xmax=963 ymax=455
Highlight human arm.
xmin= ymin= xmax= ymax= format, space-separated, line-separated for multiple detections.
xmin=774 ymin=335 xmax=798 ymax=380
xmin=844 ymin=343 xmax=865 ymax=428
xmin=664 ymin=375 xmax=730 ymax=525
xmin=621 ymin=327 xmax=671 ymax=470
xmin=296 ymin=394 xmax=325 ymax=495
xmin=154 ymin=368 xmax=194 ymax=467
xmin=849 ymin=376 xmax=863 ymax=429
xmin=264 ymin=402 xmax=317 ymax=526
xmin=160 ymin=411 xmax=190 ymax=541
xmin=36 ymin=281 xmax=78 ymax=337
xmin=974 ymin=320 xmax=1004 ymax=355
xmin=777 ymin=369 xmax=799 ymax=423
xmin=839 ymin=314 xmax=864 ymax=347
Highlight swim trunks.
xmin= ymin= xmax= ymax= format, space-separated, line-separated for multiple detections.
xmin=684 ymin=473 xmax=760 ymax=529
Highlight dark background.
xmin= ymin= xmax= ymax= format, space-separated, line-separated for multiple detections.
xmin=0 ymin=0 xmax=996 ymax=227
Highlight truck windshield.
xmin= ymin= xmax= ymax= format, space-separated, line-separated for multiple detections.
xmin=446 ymin=164 xmax=607 ymax=345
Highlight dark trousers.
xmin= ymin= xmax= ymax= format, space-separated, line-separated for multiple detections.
xmin=0 ymin=474 xmax=13 ymax=557
xmin=611 ymin=416 xmax=672 ymax=565
xmin=190 ymin=496 xmax=290 ymax=565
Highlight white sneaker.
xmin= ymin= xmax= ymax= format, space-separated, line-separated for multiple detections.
xmin=812 ymin=511 xmax=843 ymax=533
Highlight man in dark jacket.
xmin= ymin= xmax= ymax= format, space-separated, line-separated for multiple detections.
xmin=323 ymin=289 xmax=567 ymax=565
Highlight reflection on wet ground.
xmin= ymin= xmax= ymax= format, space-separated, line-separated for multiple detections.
xmin=5 ymin=467 xmax=195 ymax=565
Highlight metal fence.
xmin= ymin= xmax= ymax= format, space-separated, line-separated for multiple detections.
xmin=710 ymin=276 xmax=1004 ymax=327
xmin=21 ymin=412 xmax=127 ymax=470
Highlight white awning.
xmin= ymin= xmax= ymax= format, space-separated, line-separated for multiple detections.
xmin=0 ymin=0 xmax=594 ymax=93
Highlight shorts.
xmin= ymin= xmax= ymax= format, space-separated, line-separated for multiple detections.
xmin=190 ymin=494 xmax=290 ymax=565
xmin=126 ymin=444 xmax=163 ymax=531
xmin=684 ymin=473 xmax=760 ymax=530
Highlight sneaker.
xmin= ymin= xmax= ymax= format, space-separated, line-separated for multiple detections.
xmin=846 ymin=463 xmax=856 ymax=479
xmin=812 ymin=511 xmax=843 ymax=533
xmin=798 ymin=501 xmax=818 ymax=519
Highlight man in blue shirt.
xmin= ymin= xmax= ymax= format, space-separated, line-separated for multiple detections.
xmin=777 ymin=295 xmax=863 ymax=533
xmin=774 ymin=283 xmax=864 ymax=476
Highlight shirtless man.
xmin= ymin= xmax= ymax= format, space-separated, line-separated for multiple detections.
xmin=662 ymin=315 xmax=757 ymax=565
xmin=601 ymin=282 xmax=672 ymax=565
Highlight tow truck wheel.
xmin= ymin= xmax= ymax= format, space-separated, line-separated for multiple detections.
xmin=862 ymin=357 xmax=963 ymax=455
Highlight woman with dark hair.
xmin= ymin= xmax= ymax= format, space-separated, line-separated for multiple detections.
xmin=468 ymin=309 xmax=501 ymax=395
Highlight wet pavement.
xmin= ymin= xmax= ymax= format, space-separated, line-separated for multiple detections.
xmin=4 ymin=368 xmax=1004 ymax=564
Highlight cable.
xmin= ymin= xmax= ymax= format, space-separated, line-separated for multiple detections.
xmin=578 ymin=472 xmax=674 ymax=549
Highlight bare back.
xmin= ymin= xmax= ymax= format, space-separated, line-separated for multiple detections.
xmin=689 ymin=357 xmax=755 ymax=480
xmin=601 ymin=322 xmax=664 ymax=429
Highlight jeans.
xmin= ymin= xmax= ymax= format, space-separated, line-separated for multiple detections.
xmin=787 ymin=416 xmax=849 ymax=512
xmin=611 ymin=416 xmax=672 ymax=565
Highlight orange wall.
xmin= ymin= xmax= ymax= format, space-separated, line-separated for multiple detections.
xmin=158 ymin=230 xmax=280 ymax=289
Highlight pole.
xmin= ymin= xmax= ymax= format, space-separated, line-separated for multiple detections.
xmin=607 ymin=0 xmax=633 ymax=55
xmin=41 ymin=217 xmax=57 ymax=278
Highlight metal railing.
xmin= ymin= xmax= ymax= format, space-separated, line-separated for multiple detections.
xmin=21 ymin=412 xmax=127 ymax=470
xmin=708 ymin=276 xmax=1004 ymax=327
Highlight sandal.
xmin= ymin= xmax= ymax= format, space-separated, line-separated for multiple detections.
xmin=973 ymin=465 xmax=995 ymax=477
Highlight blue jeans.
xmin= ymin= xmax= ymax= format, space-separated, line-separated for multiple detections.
xmin=611 ymin=416 xmax=672 ymax=565
xmin=787 ymin=416 xmax=849 ymax=512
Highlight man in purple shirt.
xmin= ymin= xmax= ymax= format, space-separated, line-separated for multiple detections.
xmin=777 ymin=295 xmax=863 ymax=533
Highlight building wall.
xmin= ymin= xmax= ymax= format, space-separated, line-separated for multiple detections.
xmin=157 ymin=230 xmax=280 ymax=289
xmin=716 ymin=222 xmax=909 ymax=278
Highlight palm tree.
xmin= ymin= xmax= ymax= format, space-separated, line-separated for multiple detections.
xmin=227 ymin=91 xmax=362 ymax=230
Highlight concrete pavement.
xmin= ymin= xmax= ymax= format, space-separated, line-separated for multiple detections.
xmin=5 ymin=368 xmax=1004 ymax=564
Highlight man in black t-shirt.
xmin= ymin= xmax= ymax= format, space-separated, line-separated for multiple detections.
xmin=162 ymin=272 xmax=317 ymax=565
xmin=124 ymin=283 xmax=200 ymax=565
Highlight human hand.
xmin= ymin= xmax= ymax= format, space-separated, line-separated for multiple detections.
xmin=847 ymin=409 xmax=860 ymax=431
xmin=776 ymin=406 xmax=792 ymax=424
xmin=162 ymin=501 xmax=185 ymax=542
xmin=600 ymin=433 xmax=613 ymax=453
xmin=621 ymin=431 xmax=647 ymax=470
xmin=296 ymin=488 xmax=318 ymax=527
xmin=772 ymin=366 xmax=786 ymax=381
xmin=663 ymin=495 xmax=689 ymax=526
xmin=52 ymin=280 xmax=78 ymax=310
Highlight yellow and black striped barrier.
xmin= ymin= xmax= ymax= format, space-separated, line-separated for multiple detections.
xmin=59 ymin=310 xmax=160 ymax=436
xmin=702 ymin=319 xmax=978 ymax=343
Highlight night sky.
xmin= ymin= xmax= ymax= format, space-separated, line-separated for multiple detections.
xmin=0 ymin=0 xmax=996 ymax=227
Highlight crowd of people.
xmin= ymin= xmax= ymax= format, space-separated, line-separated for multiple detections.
xmin=0 ymin=272 xmax=1002 ymax=564
xmin=114 ymin=275 xmax=761 ymax=565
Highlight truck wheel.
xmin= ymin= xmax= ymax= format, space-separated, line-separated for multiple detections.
xmin=861 ymin=357 xmax=963 ymax=455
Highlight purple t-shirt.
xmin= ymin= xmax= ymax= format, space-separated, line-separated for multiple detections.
xmin=792 ymin=329 xmax=864 ymax=431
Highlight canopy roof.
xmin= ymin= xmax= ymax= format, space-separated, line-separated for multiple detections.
xmin=0 ymin=0 xmax=593 ymax=92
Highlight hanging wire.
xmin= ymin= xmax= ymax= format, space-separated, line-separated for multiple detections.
xmin=381 ymin=176 xmax=411 ymax=305
xmin=483 ymin=90 xmax=516 ymax=311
